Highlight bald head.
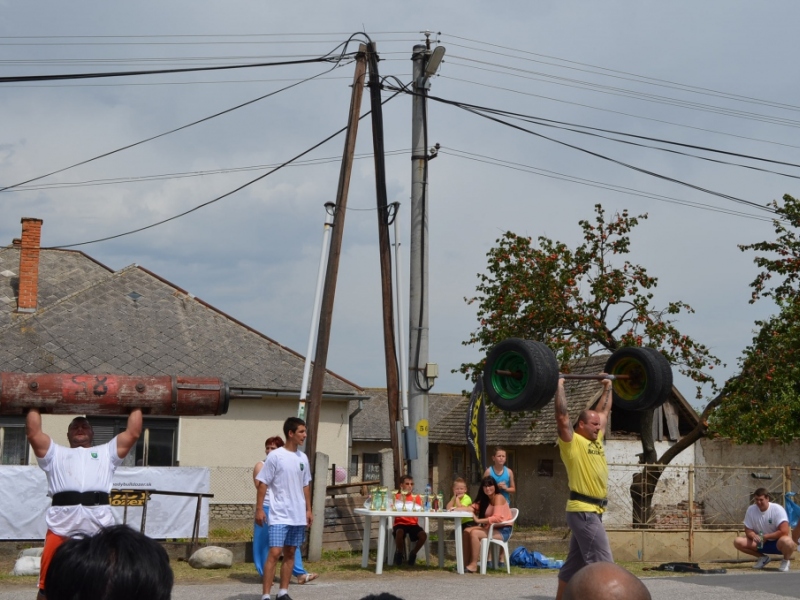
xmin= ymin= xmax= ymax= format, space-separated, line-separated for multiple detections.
xmin=564 ymin=563 xmax=650 ymax=600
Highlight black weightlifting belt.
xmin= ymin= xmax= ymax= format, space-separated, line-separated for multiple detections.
xmin=51 ymin=491 xmax=110 ymax=507
xmin=569 ymin=491 xmax=608 ymax=508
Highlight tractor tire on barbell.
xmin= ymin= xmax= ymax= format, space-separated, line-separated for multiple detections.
xmin=604 ymin=347 xmax=672 ymax=411
xmin=483 ymin=338 xmax=559 ymax=412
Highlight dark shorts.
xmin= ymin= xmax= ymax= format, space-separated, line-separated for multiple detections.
xmin=559 ymin=511 xmax=614 ymax=582
xmin=496 ymin=525 xmax=512 ymax=542
xmin=393 ymin=524 xmax=425 ymax=542
xmin=761 ymin=540 xmax=781 ymax=555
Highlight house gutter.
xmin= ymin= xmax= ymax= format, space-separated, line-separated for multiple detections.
xmin=228 ymin=388 xmax=370 ymax=401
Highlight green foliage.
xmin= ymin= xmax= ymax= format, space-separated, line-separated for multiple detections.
xmin=459 ymin=204 xmax=720 ymax=399
xmin=711 ymin=194 xmax=800 ymax=443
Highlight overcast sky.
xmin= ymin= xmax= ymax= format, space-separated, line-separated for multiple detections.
xmin=2 ymin=2 xmax=798 ymax=407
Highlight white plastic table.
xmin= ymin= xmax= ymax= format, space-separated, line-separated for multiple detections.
xmin=355 ymin=507 xmax=474 ymax=574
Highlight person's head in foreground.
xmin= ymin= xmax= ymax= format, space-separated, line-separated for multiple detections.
xmin=360 ymin=594 xmax=404 ymax=600
xmin=44 ymin=524 xmax=173 ymax=600
xmin=564 ymin=562 xmax=651 ymax=600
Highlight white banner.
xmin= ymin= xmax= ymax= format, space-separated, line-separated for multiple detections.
xmin=0 ymin=466 xmax=210 ymax=539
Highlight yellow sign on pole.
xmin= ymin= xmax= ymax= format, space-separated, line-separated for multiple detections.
xmin=416 ymin=419 xmax=429 ymax=437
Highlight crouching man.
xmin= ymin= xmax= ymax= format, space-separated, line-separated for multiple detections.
xmin=733 ymin=487 xmax=796 ymax=572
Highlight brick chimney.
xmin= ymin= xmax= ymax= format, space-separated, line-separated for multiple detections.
xmin=17 ymin=218 xmax=43 ymax=313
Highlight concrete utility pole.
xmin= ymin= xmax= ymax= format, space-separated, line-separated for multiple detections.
xmin=407 ymin=38 xmax=444 ymax=490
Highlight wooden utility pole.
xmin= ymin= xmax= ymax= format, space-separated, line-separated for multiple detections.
xmin=366 ymin=42 xmax=403 ymax=484
xmin=305 ymin=46 xmax=367 ymax=479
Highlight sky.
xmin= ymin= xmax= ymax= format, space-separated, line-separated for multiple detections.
xmin=2 ymin=2 xmax=799 ymax=408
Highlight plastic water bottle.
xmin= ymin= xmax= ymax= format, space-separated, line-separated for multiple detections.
xmin=757 ymin=530 xmax=764 ymax=551
xmin=424 ymin=483 xmax=432 ymax=511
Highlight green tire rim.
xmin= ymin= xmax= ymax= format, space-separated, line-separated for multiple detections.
xmin=610 ymin=357 xmax=647 ymax=403
xmin=489 ymin=350 xmax=529 ymax=400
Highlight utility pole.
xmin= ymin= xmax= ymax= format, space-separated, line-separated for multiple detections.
xmin=407 ymin=37 xmax=445 ymax=490
xmin=366 ymin=42 xmax=403 ymax=484
xmin=305 ymin=45 xmax=367 ymax=479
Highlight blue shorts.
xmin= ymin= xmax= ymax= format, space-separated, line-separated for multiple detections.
xmin=268 ymin=524 xmax=305 ymax=548
xmin=761 ymin=540 xmax=781 ymax=555
xmin=497 ymin=526 xmax=512 ymax=542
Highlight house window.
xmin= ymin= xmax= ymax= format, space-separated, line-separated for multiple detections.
xmin=452 ymin=448 xmax=465 ymax=479
xmin=363 ymin=453 xmax=381 ymax=482
xmin=537 ymin=459 xmax=554 ymax=477
xmin=349 ymin=454 xmax=360 ymax=478
xmin=89 ymin=417 xmax=178 ymax=467
xmin=0 ymin=417 xmax=28 ymax=465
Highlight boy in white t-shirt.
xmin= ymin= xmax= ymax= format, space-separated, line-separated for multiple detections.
xmin=255 ymin=417 xmax=312 ymax=600
xmin=733 ymin=488 xmax=796 ymax=572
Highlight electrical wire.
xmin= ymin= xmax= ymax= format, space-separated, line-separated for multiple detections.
xmin=441 ymin=74 xmax=800 ymax=151
xmin=444 ymin=56 xmax=800 ymax=129
xmin=384 ymin=83 xmax=778 ymax=215
xmin=3 ymin=150 xmax=411 ymax=192
xmin=440 ymin=36 xmax=800 ymax=113
xmin=0 ymin=56 xmax=355 ymax=192
xmin=0 ymin=54 xmax=354 ymax=83
xmin=440 ymin=147 xmax=775 ymax=223
xmin=45 ymin=87 xmax=404 ymax=249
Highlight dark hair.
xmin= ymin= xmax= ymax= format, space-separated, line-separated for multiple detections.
xmin=360 ymin=594 xmax=405 ymax=600
xmin=753 ymin=487 xmax=770 ymax=499
xmin=265 ymin=436 xmax=284 ymax=449
xmin=492 ymin=446 xmax=506 ymax=456
xmin=283 ymin=417 xmax=306 ymax=437
xmin=474 ymin=476 xmax=498 ymax=518
xmin=68 ymin=417 xmax=92 ymax=429
xmin=398 ymin=474 xmax=413 ymax=486
xmin=45 ymin=525 xmax=173 ymax=600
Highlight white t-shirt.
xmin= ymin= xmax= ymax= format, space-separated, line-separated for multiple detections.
xmin=255 ymin=447 xmax=311 ymax=526
xmin=37 ymin=438 xmax=123 ymax=537
xmin=743 ymin=502 xmax=788 ymax=535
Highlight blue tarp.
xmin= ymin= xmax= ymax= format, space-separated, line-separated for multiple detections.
xmin=510 ymin=546 xmax=563 ymax=569
xmin=786 ymin=492 xmax=800 ymax=529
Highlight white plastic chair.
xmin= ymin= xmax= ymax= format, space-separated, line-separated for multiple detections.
xmin=479 ymin=507 xmax=519 ymax=575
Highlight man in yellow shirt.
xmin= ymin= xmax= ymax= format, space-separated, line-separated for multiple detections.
xmin=555 ymin=376 xmax=614 ymax=600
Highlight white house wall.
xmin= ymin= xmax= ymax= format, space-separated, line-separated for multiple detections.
xmin=179 ymin=398 xmax=350 ymax=468
xmin=604 ymin=440 xmax=695 ymax=527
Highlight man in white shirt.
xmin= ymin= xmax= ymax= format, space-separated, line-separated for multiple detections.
xmin=733 ymin=487 xmax=796 ymax=572
xmin=255 ymin=417 xmax=312 ymax=600
xmin=26 ymin=408 xmax=142 ymax=598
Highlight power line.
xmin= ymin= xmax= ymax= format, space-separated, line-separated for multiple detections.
xmin=3 ymin=150 xmax=411 ymax=192
xmin=445 ymin=56 xmax=800 ymax=129
xmin=441 ymin=74 xmax=800 ymax=151
xmin=440 ymin=33 xmax=800 ymax=113
xmin=45 ymin=89 xmax=404 ymax=249
xmin=386 ymin=83 xmax=776 ymax=215
xmin=0 ymin=60 xmax=354 ymax=192
xmin=440 ymin=147 xmax=775 ymax=223
xmin=0 ymin=46 xmax=358 ymax=83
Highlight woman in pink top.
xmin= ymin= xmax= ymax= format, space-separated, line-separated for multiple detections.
xmin=463 ymin=476 xmax=513 ymax=573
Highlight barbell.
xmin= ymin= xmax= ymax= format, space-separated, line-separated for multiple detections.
xmin=0 ymin=373 xmax=230 ymax=416
xmin=482 ymin=339 xmax=673 ymax=413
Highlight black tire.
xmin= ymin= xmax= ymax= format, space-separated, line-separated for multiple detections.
xmin=483 ymin=338 xmax=559 ymax=412
xmin=604 ymin=347 xmax=672 ymax=411
xmin=639 ymin=347 xmax=673 ymax=409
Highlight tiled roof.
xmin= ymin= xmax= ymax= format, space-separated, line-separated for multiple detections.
xmin=350 ymin=388 xmax=465 ymax=441
xmin=0 ymin=248 xmax=360 ymax=395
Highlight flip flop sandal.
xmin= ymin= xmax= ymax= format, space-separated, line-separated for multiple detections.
xmin=297 ymin=572 xmax=319 ymax=584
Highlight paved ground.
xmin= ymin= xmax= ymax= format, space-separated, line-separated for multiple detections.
xmin=2 ymin=570 xmax=799 ymax=600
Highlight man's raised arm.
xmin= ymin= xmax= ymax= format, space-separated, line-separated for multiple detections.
xmin=26 ymin=408 xmax=51 ymax=459
xmin=555 ymin=378 xmax=573 ymax=442
xmin=596 ymin=377 xmax=613 ymax=431
xmin=116 ymin=408 xmax=143 ymax=458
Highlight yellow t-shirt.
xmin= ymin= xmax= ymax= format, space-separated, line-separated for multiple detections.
xmin=557 ymin=430 xmax=607 ymax=514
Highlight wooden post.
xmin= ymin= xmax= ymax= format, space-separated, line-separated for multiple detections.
xmin=305 ymin=46 xmax=368 ymax=478
xmin=366 ymin=42 xmax=403 ymax=483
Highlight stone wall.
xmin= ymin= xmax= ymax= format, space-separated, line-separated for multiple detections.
xmin=210 ymin=503 xmax=254 ymax=521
